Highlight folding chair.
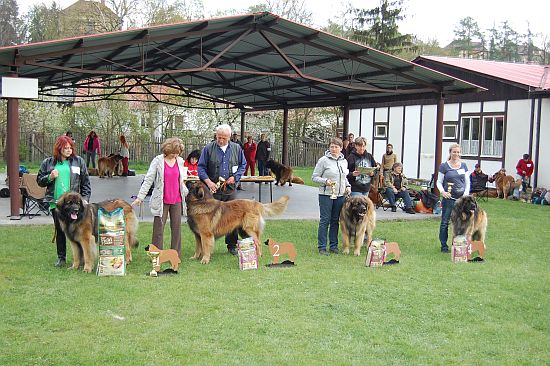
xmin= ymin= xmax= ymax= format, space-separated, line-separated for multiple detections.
xmin=470 ymin=174 xmax=489 ymax=202
xmin=374 ymin=174 xmax=405 ymax=211
xmin=19 ymin=173 xmax=50 ymax=218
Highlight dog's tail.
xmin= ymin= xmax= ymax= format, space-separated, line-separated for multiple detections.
xmin=126 ymin=210 xmax=140 ymax=248
xmin=262 ymin=196 xmax=289 ymax=217
xmin=291 ymin=176 xmax=304 ymax=184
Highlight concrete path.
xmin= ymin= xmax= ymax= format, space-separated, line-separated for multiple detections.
xmin=0 ymin=174 xmax=437 ymax=225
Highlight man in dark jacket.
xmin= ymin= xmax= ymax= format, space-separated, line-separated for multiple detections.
xmin=198 ymin=124 xmax=246 ymax=255
xmin=346 ymin=137 xmax=378 ymax=195
xmin=37 ymin=135 xmax=91 ymax=267
xmin=256 ymin=133 xmax=271 ymax=176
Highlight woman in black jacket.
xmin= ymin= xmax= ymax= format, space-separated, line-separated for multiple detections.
xmin=346 ymin=137 xmax=378 ymax=196
xmin=37 ymin=135 xmax=91 ymax=267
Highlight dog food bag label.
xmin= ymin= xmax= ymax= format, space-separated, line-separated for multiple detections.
xmin=97 ymin=207 xmax=126 ymax=276
xmin=366 ymin=240 xmax=386 ymax=267
xmin=238 ymin=237 xmax=258 ymax=270
xmin=451 ymin=236 xmax=469 ymax=263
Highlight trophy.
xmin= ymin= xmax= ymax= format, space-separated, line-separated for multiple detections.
xmin=146 ymin=251 xmax=160 ymax=277
xmin=447 ymin=182 xmax=454 ymax=194
xmin=329 ymin=181 xmax=337 ymax=199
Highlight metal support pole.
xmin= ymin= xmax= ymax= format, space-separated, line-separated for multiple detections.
xmin=343 ymin=104 xmax=350 ymax=139
xmin=240 ymin=109 xmax=245 ymax=141
xmin=282 ymin=108 xmax=289 ymax=165
xmin=433 ymin=96 xmax=445 ymax=196
xmin=7 ymin=97 xmax=21 ymax=219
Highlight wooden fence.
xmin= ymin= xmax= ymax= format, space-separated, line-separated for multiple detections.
xmin=17 ymin=132 xmax=327 ymax=167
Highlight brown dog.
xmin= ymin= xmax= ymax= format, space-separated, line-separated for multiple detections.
xmin=56 ymin=192 xmax=139 ymax=273
xmin=145 ymin=244 xmax=181 ymax=272
xmin=186 ymin=182 xmax=289 ymax=264
xmin=340 ymin=195 xmax=376 ymax=256
xmin=264 ymin=238 xmax=297 ymax=264
xmin=98 ymin=154 xmax=123 ymax=178
xmin=266 ymin=159 xmax=294 ymax=186
xmin=491 ymin=169 xmax=521 ymax=199
xmin=291 ymin=176 xmax=305 ymax=184
xmin=451 ymin=196 xmax=488 ymax=242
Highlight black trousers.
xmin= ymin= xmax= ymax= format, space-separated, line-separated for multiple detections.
xmin=51 ymin=209 xmax=66 ymax=259
xmin=213 ymin=191 xmax=238 ymax=250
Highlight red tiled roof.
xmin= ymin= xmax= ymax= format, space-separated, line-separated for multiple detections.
xmin=419 ymin=56 xmax=550 ymax=90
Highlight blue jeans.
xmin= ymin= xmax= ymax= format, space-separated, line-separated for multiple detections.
xmin=385 ymin=188 xmax=413 ymax=209
xmin=317 ymin=195 xmax=344 ymax=251
xmin=439 ymin=198 xmax=456 ymax=250
xmin=350 ymin=191 xmax=368 ymax=197
xmin=86 ymin=151 xmax=96 ymax=168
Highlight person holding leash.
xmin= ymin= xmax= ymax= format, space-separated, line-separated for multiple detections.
xmin=312 ymin=137 xmax=351 ymax=255
xmin=132 ymin=138 xmax=188 ymax=258
xmin=436 ymin=143 xmax=470 ymax=253
xmin=37 ymin=135 xmax=91 ymax=267
xmin=197 ymin=124 xmax=246 ymax=256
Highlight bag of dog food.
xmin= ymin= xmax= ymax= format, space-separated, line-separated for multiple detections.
xmin=366 ymin=239 xmax=386 ymax=267
xmin=451 ymin=235 xmax=469 ymax=263
xmin=97 ymin=207 xmax=126 ymax=276
xmin=237 ymin=237 xmax=258 ymax=270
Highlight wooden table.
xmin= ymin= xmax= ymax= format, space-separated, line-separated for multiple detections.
xmin=240 ymin=176 xmax=275 ymax=202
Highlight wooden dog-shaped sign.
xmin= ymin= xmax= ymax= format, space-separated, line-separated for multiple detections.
xmin=145 ymin=244 xmax=181 ymax=272
xmin=264 ymin=238 xmax=297 ymax=265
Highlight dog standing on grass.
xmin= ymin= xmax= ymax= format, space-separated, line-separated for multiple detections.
xmin=450 ymin=196 xmax=488 ymax=242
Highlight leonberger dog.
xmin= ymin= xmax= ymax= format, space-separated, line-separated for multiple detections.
xmin=56 ymin=192 xmax=139 ymax=272
xmin=340 ymin=195 xmax=376 ymax=256
xmin=186 ymin=182 xmax=289 ymax=264
xmin=266 ymin=159 xmax=294 ymax=186
xmin=491 ymin=169 xmax=521 ymax=199
xmin=451 ymin=196 xmax=488 ymax=242
xmin=98 ymin=153 xmax=123 ymax=178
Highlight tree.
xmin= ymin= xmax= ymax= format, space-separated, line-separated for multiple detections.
xmin=24 ymin=3 xmax=63 ymax=43
xmin=351 ymin=0 xmax=415 ymax=55
xmin=453 ymin=16 xmax=485 ymax=58
xmin=139 ymin=0 xmax=204 ymax=26
xmin=0 ymin=0 xmax=20 ymax=46
xmin=247 ymin=0 xmax=312 ymax=25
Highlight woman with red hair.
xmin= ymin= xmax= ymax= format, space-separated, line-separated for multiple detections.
xmin=37 ymin=135 xmax=91 ymax=267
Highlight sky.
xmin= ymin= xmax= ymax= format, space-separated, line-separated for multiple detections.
xmin=15 ymin=0 xmax=550 ymax=47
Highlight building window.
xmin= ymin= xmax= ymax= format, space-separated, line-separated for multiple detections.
xmin=443 ymin=124 xmax=457 ymax=140
xmin=481 ymin=116 xmax=504 ymax=157
xmin=460 ymin=116 xmax=480 ymax=155
xmin=374 ymin=124 xmax=387 ymax=138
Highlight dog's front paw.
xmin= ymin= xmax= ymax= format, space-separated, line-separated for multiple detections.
xmin=353 ymin=249 xmax=361 ymax=256
xmin=68 ymin=264 xmax=78 ymax=271
xmin=82 ymin=264 xmax=93 ymax=273
xmin=343 ymin=248 xmax=350 ymax=255
xmin=200 ymin=257 xmax=211 ymax=264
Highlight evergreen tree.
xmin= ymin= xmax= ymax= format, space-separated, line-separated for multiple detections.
xmin=25 ymin=3 xmax=63 ymax=43
xmin=351 ymin=0 xmax=415 ymax=55
xmin=0 ymin=0 xmax=20 ymax=46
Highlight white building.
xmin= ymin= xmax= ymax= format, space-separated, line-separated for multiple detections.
xmin=348 ymin=56 xmax=550 ymax=188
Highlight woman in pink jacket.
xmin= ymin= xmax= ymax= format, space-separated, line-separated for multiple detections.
xmin=83 ymin=130 xmax=101 ymax=169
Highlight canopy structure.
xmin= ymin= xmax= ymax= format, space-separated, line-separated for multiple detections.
xmin=0 ymin=12 xmax=483 ymax=110
xmin=0 ymin=12 xmax=485 ymax=218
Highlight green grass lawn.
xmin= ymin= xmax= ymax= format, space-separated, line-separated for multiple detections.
xmin=0 ymin=199 xmax=548 ymax=364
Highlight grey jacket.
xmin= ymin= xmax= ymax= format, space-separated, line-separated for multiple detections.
xmin=37 ymin=155 xmax=91 ymax=204
xmin=312 ymin=150 xmax=350 ymax=196
xmin=137 ymin=155 xmax=189 ymax=217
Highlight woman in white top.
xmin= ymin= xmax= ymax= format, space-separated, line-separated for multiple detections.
xmin=119 ymin=135 xmax=130 ymax=176
xmin=311 ymin=137 xmax=351 ymax=255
